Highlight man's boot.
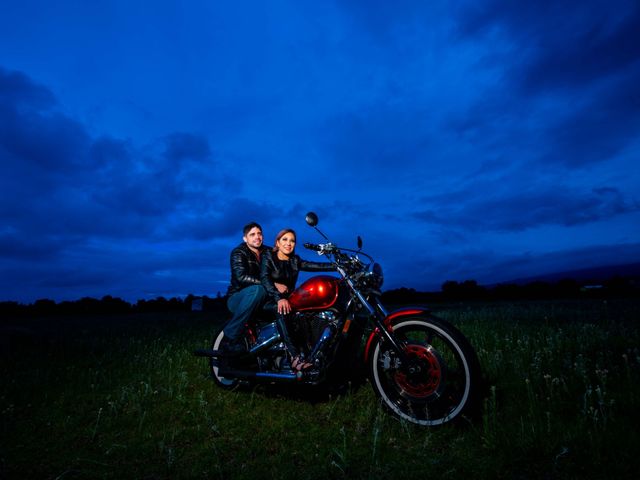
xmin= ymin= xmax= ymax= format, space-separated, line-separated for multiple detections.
xmin=220 ymin=338 xmax=246 ymax=357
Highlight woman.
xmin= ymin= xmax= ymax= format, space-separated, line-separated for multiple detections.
xmin=261 ymin=228 xmax=335 ymax=371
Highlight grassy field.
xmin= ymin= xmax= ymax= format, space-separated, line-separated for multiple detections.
xmin=1 ymin=299 xmax=639 ymax=479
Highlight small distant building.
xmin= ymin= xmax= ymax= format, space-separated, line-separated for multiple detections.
xmin=191 ymin=297 xmax=203 ymax=311
xmin=580 ymin=285 xmax=603 ymax=292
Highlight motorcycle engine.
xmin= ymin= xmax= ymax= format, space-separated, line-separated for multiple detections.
xmin=292 ymin=310 xmax=337 ymax=353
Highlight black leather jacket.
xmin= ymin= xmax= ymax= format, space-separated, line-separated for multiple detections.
xmin=260 ymin=249 xmax=335 ymax=302
xmin=227 ymin=242 xmax=268 ymax=296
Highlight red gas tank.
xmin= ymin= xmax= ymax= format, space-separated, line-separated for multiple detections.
xmin=288 ymin=275 xmax=340 ymax=311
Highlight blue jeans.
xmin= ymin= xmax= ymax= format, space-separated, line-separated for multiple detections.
xmin=224 ymin=285 xmax=267 ymax=341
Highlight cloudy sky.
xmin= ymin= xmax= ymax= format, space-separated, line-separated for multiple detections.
xmin=1 ymin=0 xmax=639 ymax=303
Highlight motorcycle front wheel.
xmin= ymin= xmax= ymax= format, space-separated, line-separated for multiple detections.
xmin=209 ymin=329 xmax=241 ymax=389
xmin=369 ymin=315 xmax=481 ymax=426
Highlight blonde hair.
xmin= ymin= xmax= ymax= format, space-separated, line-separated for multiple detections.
xmin=273 ymin=228 xmax=296 ymax=252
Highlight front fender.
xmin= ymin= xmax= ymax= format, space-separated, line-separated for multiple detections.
xmin=363 ymin=306 xmax=431 ymax=363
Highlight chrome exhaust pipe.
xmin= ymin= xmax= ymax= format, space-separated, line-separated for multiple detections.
xmin=193 ymin=348 xmax=221 ymax=357
xmin=217 ymin=368 xmax=299 ymax=382
xmin=194 ymin=323 xmax=284 ymax=358
xmin=249 ymin=332 xmax=282 ymax=355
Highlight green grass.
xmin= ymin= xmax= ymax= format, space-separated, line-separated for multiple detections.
xmin=1 ymin=300 xmax=639 ymax=479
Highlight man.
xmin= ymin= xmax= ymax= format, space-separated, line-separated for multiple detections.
xmin=222 ymin=221 xmax=268 ymax=354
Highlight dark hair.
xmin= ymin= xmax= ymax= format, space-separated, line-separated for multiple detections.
xmin=273 ymin=228 xmax=296 ymax=252
xmin=243 ymin=222 xmax=263 ymax=236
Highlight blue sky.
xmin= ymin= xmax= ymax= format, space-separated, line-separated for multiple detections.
xmin=1 ymin=0 xmax=639 ymax=303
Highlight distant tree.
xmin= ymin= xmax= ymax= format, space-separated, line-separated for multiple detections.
xmin=441 ymin=280 xmax=460 ymax=300
xmin=460 ymin=280 xmax=486 ymax=300
xmin=57 ymin=300 xmax=77 ymax=315
xmin=167 ymin=297 xmax=185 ymax=311
xmin=382 ymin=287 xmax=418 ymax=304
xmin=605 ymin=276 xmax=635 ymax=296
xmin=491 ymin=283 xmax=522 ymax=300
xmin=100 ymin=295 xmax=131 ymax=314
xmin=134 ymin=299 xmax=150 ymax=313
xmin=556 ymin=278 xmax=580 ymax=298
xmin=33 ymin=298 xmax=57 ymax=315
xmin=132 ymin=296 xmax=189 ymax=313
xmin=441 ymin=280 xmax=486 ymax=301
xmin=525 ymin=281 xmax=553 ymax=299
xmin=0 ymin=301 xmax=26 ymax=318
xmin=75 ymin=297 xmax=101 ymax=314
xmin=203 ymin=294 xmax=228 ymax=312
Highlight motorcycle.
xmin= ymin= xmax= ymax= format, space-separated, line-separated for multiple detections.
xmin=195 ymin=212 xmax=482 ymax=426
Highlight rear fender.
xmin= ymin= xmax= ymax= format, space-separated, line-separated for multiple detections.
xmin=363 ymin=306 xmax=431 ymax=363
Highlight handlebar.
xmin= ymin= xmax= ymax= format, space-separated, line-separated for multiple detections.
xmin=304 ymin=242 xmax=337 ymax=253
xmin=304 ymin=242 xmax=372 ymax=262
xmin=304 ymin=241 xmax=377 ymax=281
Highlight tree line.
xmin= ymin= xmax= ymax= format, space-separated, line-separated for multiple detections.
xmin=1 ymin=275 xmax=637 ymax=318
xmin=0 ymin=294 xmax=227 ymax=318
xmin=381 ymin=276 xmax=638 ymax=304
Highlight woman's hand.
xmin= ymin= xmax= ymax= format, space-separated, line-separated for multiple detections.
xmin=274 ymin=282 xmax=288 ymax=294
xmin=277 ymin=298 xmax=291 ymax=315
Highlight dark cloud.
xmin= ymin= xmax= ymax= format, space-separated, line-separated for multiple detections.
xmin=0 ymin=68 xmax=229 ymax=244
xmin=0 ymin=69 xmax=91 ymax=174
xmin=171 ymin=198 xmax=282 ymax=241
xmin=0 ymin=67 xmax=251 ymax=302
xmin=320 ymin=102 xmax=436 ymax=176
xmin=87 ymin=133 xmax=219 ymax=225
xmin=415 ymin=186 xmax=639 ymax=232
xmin=541 ymin=66 xmax=640 ymax=167
xmin=451 ymin=0 xmax=640 ymax=167
xmin=447 ymin=63 xmax=640 ymax=168
xmin=89 ymin=136 xmax=131 ymax=169
xmin=335 ymin=0 xmax=445 ymax=45
xmin=0 ymin=66 xmax=56 ymax=109
xmin=162 ymin=132 xmax=212 ymax=164
xmin=387 ymin=240 xmax=640 ymax=291
xmin=483 ymin=241 xmax=640 ymax=283
xmin=0 ymin=231 xmax=63 ymax=261
xmin=1 ymin=2 xmax=639 ymax=303
xmin=36 ymin=268 xmax=115 ymax=290
xmin=522 ymin=6 xmax=640 ymax=93
xmin=458 ymin=0 xmax=640 ymax=93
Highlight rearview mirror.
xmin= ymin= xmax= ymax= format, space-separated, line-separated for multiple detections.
xmin=305 ymin=212 xmax=318 ymax=227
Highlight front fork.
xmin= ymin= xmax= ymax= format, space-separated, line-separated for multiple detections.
xmin=363 ymin=300 xmax=437 ymax=370
xmin=338 ymin=267 xmax=410 ymax=364
xmin=361 ymin=296 xmax=411 ymax=364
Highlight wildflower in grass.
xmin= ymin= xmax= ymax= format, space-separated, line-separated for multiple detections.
xmin=595 ymin=368 xmax=608 ymax=385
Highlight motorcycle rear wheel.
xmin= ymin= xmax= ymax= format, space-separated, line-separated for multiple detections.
xmin=209 ymin=329 xmax=241 ymax=389
xmin=369 ymin=315 xmax=481 ymax=426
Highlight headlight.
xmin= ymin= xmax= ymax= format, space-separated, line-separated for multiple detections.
xmin=369 ymin=262 xmax=384 ymax=289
